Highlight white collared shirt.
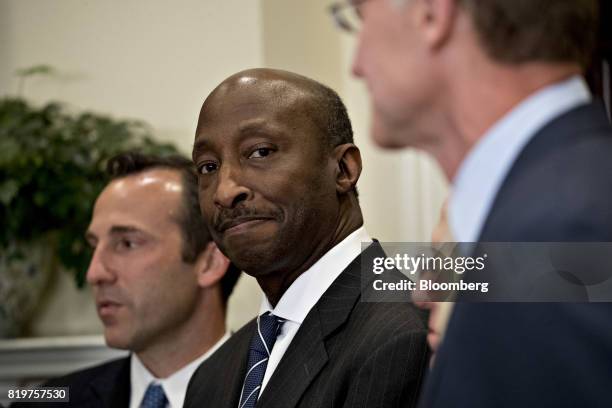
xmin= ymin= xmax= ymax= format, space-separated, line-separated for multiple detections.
xmin=257 ymin=226 xmax=372 ymax=395
xmin=449 ymin=75 xmax=592 ymax=242
xmin=129 ymin=332 xmax=230 ymax=408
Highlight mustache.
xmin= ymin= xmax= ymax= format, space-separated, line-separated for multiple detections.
xmin=213 ymin=206 xmax=283 ymax=232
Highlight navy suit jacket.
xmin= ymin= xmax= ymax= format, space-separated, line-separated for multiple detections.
xmin=420 ymin=101 xmax=612 ymax=407
xmin=184 ymin=242 xmax=429 ymax=408
xmin=10 ymin=357 xmax=130 ymax=408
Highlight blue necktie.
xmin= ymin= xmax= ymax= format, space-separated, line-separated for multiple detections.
xmin=238 ymin=312 xmax=285 ymax=408
xmin=140 ymin=383 xmax=167 ymax=408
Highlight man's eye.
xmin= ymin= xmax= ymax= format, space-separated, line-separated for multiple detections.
xmin=249 ymin=148 xmax=273 ymax=159
xmin=199 ymin=162 xmax=219 ymax=174
xmin=118 ymin=239 xmax=137 ymax=250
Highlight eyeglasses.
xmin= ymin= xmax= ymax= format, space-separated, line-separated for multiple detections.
xmin=328 ymin=0 xmax=368 ymax=34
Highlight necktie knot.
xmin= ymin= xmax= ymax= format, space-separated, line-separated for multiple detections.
xmin=239 ymin=312 xmax=285 ymax=408
xmin=140 ymin=383 xmax=167 ymax=408
xmin=251 ymin=312 xmax=285 ymax=355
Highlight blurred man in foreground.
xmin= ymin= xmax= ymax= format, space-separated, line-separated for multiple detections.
xmin=185 ymin=68 xmax=428 ymax=408
xmin=336 ymin=0 xmax=612 ymax=406
xmin=19 ymin=153 xmax=241 ymax=408
xmin=414 ymin=200 xmax=454 ymax=367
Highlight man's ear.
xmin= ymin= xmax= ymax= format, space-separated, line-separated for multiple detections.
xmin=416 ymin=0 xmax=458 ymax=50
xmin=194 ymin=242 xmax=230 ymax=288
xmin=333 ymin=143 xmax=362 ymax=194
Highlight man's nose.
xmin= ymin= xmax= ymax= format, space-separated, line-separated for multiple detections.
xmin=351 ymin=35 xmax=365 ymax=78
xmin=213 ymin=164 xmax=252 ymax=209
xmin=86 ymin=246 xmax=116 ymax=286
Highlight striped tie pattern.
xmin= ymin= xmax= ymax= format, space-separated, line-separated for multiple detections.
xmin=238 ymin=312 xmax=285 ymax=408
xmin=140 ymin=383 xmax=167 ymax=408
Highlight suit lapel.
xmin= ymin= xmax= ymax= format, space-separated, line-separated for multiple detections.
xmin=257 ymin=242 xmax=383 ymax=408
xmin=184 ymin=320 xmax=256 ymax=408
xmin=88 ymin=357 xmax=131 ymax=408
xmin=256 ymin=313 xmax=329 ymax=408
xmin=221 ymin=322 xmax=255 ymax=408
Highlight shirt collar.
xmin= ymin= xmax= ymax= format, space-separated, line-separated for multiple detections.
xmin=449 ymin=75 xmax=591 ymax=242
xmin=258 ymin=226 xmax=372 ymax=324
xmin=130 ymin=332 xmax=230 ymax=408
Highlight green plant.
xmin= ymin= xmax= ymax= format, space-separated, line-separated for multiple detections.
xmin=0 ymin=97 xmax=180 ymax=286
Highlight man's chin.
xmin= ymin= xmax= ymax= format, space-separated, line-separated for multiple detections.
xmin=103 ymin=327 xmax=133 ymax=350
xmin=371 ymin=114 xmax=412 ymax=149
xmin=225 ymin=244 xmax=284 ymax=279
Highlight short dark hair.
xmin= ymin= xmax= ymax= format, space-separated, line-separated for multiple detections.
xmin=301 ymin=79 xmax=359 ymax=197
xmin=106 ymin=152 xmax=241 ymax=304
xmin=459 ymin=0 xmax=599 ymax=68
xmin=306 ymin=82 xmax=355 ymax=148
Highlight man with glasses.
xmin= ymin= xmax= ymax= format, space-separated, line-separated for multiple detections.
xmin=330 ymin=0 xmax=612 ymax=407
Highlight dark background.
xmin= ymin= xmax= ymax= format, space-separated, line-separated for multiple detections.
xmin=586 ymin=0 xmax=611 ymax=118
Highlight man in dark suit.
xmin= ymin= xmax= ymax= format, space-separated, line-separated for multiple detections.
xmin=13 ymin=153 xmax=241 ymax=408
xmin=343 ymin=0 xmax=612 ymax=406
xmin=185 ymin=68 xmax=428 ymax=408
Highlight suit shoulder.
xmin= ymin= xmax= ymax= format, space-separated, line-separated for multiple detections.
xmin=352 ymin=300 xmax=428 ymax=336
xmin=44 ymin=357 xmax=129 ymax=387
xmin=10 ymin=358 xmax=129 ymax=408
xmin=209 ymin=319 xmax=256 ymax=358
xmin=185 ymin=320 xmax=257 ymax=408
xmin=483 ymin=124 xmax=612 ymax=240
xmin=507 ymin=105 xmax=612 ymax=199
xmin=189 ymin=319 xmax=255 ymax=378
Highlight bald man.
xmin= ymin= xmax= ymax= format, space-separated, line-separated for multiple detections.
xmin=185 ymin=69 xmax=428 ymax=408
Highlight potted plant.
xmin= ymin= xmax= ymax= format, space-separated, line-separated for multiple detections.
xmin=0 ymin=96 xmax=180 ymax=337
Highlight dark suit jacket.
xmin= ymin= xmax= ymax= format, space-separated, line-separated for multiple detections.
xmin=420 ymin=101 xmax=612 ymax=407
xmin=11 ymin=357 xmax=130 ymax=408
xmin=185 ymin=243 xmax=429 ymax=408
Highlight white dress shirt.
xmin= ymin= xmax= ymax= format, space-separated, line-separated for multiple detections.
xmin=449 ymin=75 xmax=592 ymax=242
xmin=257 ymin=226 xmax=372 ymax=395
xmin=129 ymin=332 xmax=230 ymax=408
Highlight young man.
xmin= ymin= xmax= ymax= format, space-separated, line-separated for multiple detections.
xmin=23 ymin=153 xmax=241 ymax=408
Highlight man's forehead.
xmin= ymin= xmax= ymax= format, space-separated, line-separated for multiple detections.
xmin=220 ymin=68 xmax=317 ymax=91
xmin=202 ymin=76 xmax=309 ymax=116
xmin=107 ymin=169 xmax=183 ymax=196
xmin=88 ymin=172 xmax=184 ymax=241
xmin=93 ymin=169 xmax=184 ymax=220
xmin=194 ymin=69 xmax=329 ymax=154
xmin=196 ymin=82 xmax=318 ymax=143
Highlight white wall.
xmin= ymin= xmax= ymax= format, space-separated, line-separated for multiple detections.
xmin=0 ymin=0 xmax=265 ymax=152
xmin=1 ymin=0 xmax=266 ymax=335
xmin=1 ymin=0 xmax=448 ymax=337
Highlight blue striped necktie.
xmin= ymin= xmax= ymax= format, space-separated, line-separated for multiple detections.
xmin=140 ymin=383 xmax=167 ymax=408
xmin=238 ymin=312 xmax=285 ymax=408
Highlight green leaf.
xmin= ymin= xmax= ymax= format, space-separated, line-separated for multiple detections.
xmin=0 ymin=138 xmax=20 ymax=165
xmin=0 ymin=179 xmax=19 ymax=205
